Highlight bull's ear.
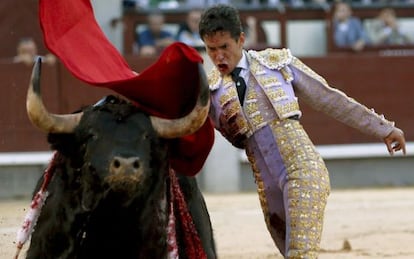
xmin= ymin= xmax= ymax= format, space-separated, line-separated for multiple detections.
xmin=47 ymin=133 xmax=77 ymax=156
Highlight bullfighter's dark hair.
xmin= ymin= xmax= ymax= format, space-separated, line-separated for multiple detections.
xmin=199 ymin=4 xmax=243 ymax=41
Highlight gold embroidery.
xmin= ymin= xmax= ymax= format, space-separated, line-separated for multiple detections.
xmin=245 ymin=101 xmax=259 ymax=116
xmin=243 ymin=74 xmax=265 ymax=131
xmin=222 ymin=101 xmax=240 ymax=117
xmin=281 ymin=67 xmax=293 ymax=83
xmin=248 ymin=119 xmax=330 ymax=258
xmin=274 ymin=101 xmax=300 ymax=119
xmin=250 ymin=61 xmax=264 ymax=75
xmin=273 ymin=120 xmax=330 ymax=258
xmin=267 ymin=88 xmax=288 ymax=101
xmin=248 ymin=57 xmax=300 ymax=120
xmin=214 ymin=73 xmax=252 ymax=141
xmin=234 ymin=117 xmax=250 ymax=134
xmin=219 ymin=92 xmax=237 ymax=107
xmin=222 ymin=74 xmax=234 ymax=87
xmin=250 ymin=114 xmax=265 ymax=128
xmin=207 ymin=69 xmax=221 ymax=90
xmin=246 ymin=147 xmax=271 ymax=230
xmin=259 ymin=77 xmax=281 ymax=87
xmin=248 ymin=48 xmax=293 ymax=70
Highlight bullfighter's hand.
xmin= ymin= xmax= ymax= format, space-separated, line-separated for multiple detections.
xmin=383 ymin=127 xmax=406 ymax=155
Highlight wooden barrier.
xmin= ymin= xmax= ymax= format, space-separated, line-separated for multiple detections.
xmin=298 ymin=53 xmax=414 ymax=144
xmin=0 ymin=57 xmax=169 ymax=152
xmin=0 ymin=63 xmax=59 ymax=151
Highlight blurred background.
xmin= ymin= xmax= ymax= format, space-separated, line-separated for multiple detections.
xmin=0 ymin=0 xmax=413 ymax=199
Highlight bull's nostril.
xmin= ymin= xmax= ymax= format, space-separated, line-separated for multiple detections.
xmin=111 ymin=156 xmax=140 ymax=174
xmin=113 ymin=159 xmax=121 ymax=168
xmin=133 ymin=160 xmax=140 ymax=169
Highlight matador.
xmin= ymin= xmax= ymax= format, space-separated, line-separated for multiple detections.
xmin=200 ymin=4 xmax=406 ymax=258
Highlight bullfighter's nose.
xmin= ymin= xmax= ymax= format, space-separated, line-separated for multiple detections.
xmin=110 ymin=156 xmax=141 ymax=175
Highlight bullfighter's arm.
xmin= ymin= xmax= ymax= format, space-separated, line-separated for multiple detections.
xmin=289 ymin=57 xmax=399 ymax=141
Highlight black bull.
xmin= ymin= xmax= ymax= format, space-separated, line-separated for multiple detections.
xmin=24 ymin=60 xmax=216 ymax=259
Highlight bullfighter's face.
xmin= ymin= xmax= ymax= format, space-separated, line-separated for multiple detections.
xmin=203 ymin=30 xmax=245 ymax=76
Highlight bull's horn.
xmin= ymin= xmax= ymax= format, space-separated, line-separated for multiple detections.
xmin=150 ymin=64 xmax=210 ymax=138
xmin=26 ymin=58 xmax=83 ymax=133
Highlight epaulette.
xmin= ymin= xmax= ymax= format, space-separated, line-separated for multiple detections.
xmin=247 ymin=48 xmax=293 ymax=70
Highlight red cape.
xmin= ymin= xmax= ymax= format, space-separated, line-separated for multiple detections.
xmin=39 ymin=0 xmax=214 ymax=176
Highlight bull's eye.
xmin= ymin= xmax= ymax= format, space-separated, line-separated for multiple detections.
xmin=86 ymin=130 xmax=98 ymax=142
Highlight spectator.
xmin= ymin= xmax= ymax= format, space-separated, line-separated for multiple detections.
xmin=122 ymin=0 xmax=137 ymax=8
xmin=176 ymin=9 xmax=204 ymax=50
xmin=123 ymin=0 xmax=151 ymax=8
xmin=136 ymin=12 xmax=175 ymax=56
xmin=365 ymin=8 xmax=412 ymax=46
xmin=332 ymin=2 xmax=368 ymax=51
xmin=13 ymin=37 xmax=56 ymax=66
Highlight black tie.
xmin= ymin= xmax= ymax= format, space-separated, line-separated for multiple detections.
xmin=230 ymin=67 xmax=247 ymax=105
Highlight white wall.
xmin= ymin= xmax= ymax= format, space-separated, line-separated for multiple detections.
xmin=287 ymin=20 xmax=327 ymax=57
xmin=260 ymin=19 xmax=327 ymax=57
xmin=91 ymin=0 xmax=124 ymax=53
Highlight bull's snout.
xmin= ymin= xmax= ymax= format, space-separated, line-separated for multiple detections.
xmin=110 ymin=156 xmax=141 ymax=175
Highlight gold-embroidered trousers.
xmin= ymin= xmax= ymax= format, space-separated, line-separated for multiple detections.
xmin=245 ymin=119 xmax=331 ymax=258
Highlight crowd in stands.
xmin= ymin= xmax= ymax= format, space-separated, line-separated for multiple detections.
xmin=123 ymin=0 xmax=414 ymax=9
xmin=332 ymin=2 xmax=413 ymax=51
xmin=365 ymin=7 xmax=412 ymax=46
xmin=134 ymin=12 xmax=176 ymax=56
xmin=125 ymin=0 xmax=414 ymax=56
xmin=175 ymin=9 xmax=205 ymax=51
xmin=133 ymin=9 xmax=258 ymax=56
